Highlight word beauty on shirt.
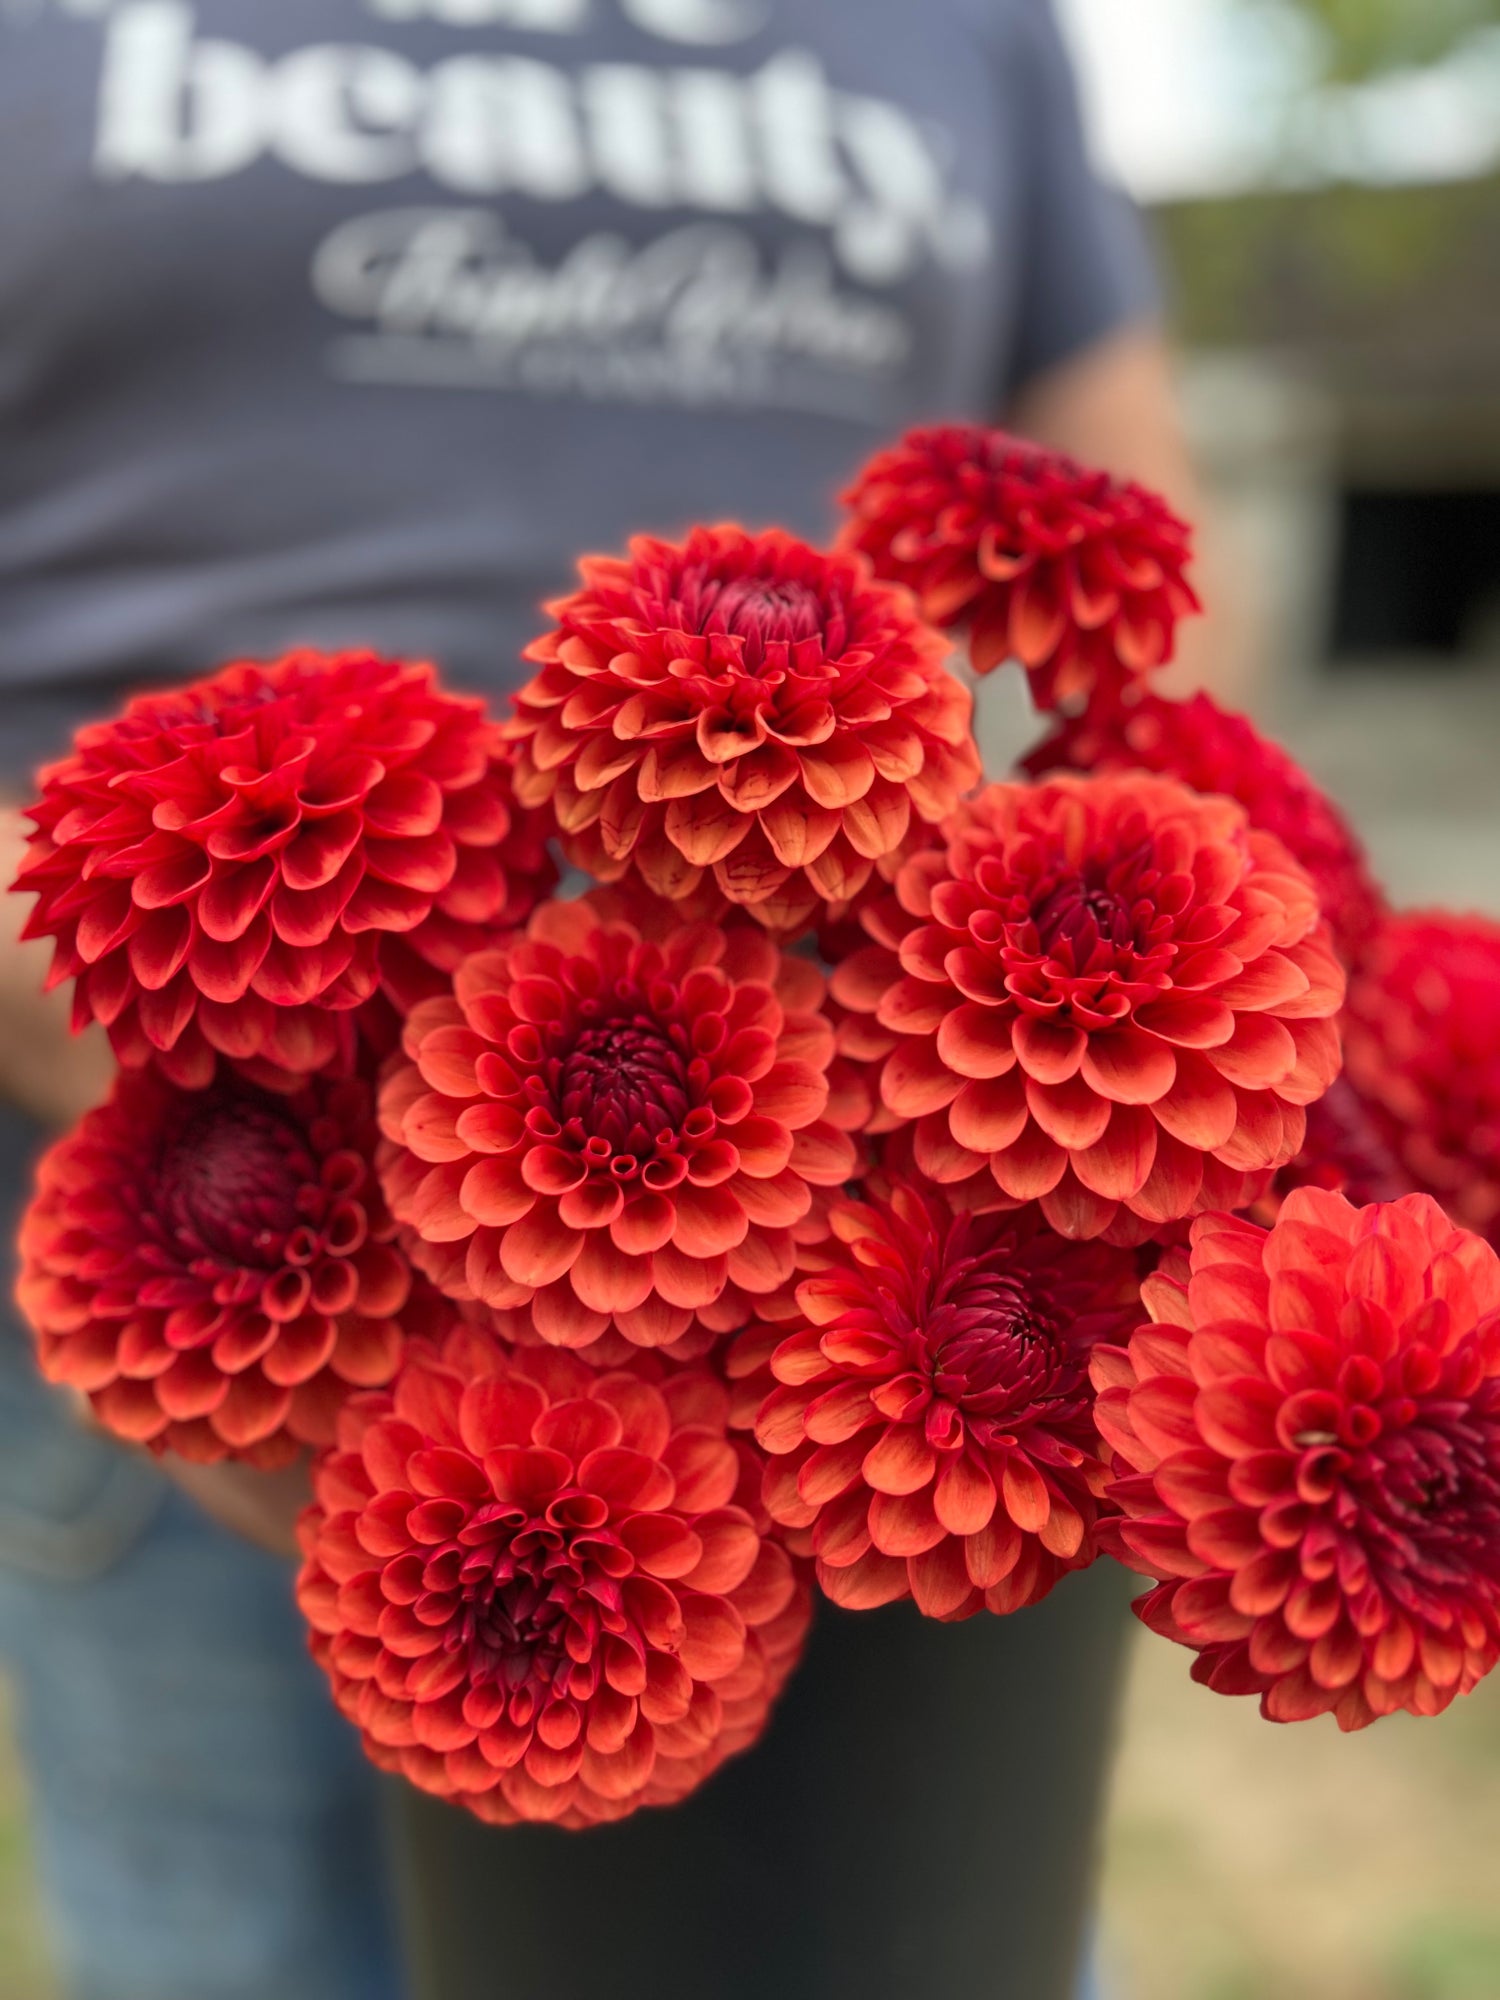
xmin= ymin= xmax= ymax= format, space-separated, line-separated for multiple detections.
xmin=93 ymin=0 xmax=990 ymax=286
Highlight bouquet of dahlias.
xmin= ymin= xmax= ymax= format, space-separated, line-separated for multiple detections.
xmin=13 ymin=427 xmax=1500 ymax=1836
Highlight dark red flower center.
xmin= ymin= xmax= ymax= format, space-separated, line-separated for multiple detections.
xmin=1340 ymin=1392 xmax=1500 ymax=1601
xmin=707 ymin=577 xmax=828 ymax=647
xmin=445 ymin=1516 xmax=623 ymax=1712
xmin=917 ymin=1263 xmax=1085 ymax=1444
xmin=553 ymin=1012 xmax=692 ymax=1152
xmin=153 ymin=1097 xmax=313 ymax=1265
xmin=465 ymin=1567 xmax=577 ymax=1696
xmin=1032 ymin=870 xmax=1142 ymax=964
xmin=666 ymin=563 xmax=846 ymax=670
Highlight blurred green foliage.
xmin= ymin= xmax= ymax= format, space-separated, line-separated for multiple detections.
xmin=1258 ymin=0 xmax=1500 ymax=82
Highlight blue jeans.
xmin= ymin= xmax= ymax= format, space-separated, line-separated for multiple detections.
xmin=0 ymin=1107 xmax=403 ymax=2000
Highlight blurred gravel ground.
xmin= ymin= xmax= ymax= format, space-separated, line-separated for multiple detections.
xmin=3 ymin=664 xmax=1499 ymax=2000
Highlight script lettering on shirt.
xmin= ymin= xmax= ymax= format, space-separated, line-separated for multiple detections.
xmin=91 ymin=0 xmax=989 ymax=286
xmin=312 ymin=205 xmax=910 ymax=410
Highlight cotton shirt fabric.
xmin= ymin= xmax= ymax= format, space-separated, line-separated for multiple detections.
xmin=0 ymin=0 xmax=1155 ymax=782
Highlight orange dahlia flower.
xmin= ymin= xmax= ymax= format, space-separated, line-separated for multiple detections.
xmin=833 ymin=774 xmax=1346 ymax=1242
xmin=296 ymin=1336 xmax=811 ymax=1827
xmin=18 ymin=1068 xmax=430 ymax=1466
xmin=1343 ymin=913 xmax=1500 ymax=1246
xmin=506 ymin=525 xmax=979 ymax=934
xmin=838 ymin=425 xmax=1199 ymax=706
xmin=1027 ymin=693 xmax=1385 ymax=972
xmin=754 ymin=1186 xmax=1139 ymax=1617
xmin=378 ymin=900 xmax=857 ymax=1350
xmin=1093 ymin=1191 xmax=1500 ymax=1727
xmin=14 ymin=651 xmax=552 ymax=1087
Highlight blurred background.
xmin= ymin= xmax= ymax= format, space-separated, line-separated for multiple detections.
xmin=4 ymin=2 xmax=1500 ymax=1995
xmin=1079 ymin=5 xmax=1500 ymax=1997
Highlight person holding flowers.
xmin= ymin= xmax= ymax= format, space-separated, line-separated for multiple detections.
xmin=0 ymin=4 xmax=1247 ymax=1999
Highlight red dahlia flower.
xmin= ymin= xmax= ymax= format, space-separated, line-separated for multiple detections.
xmin=1026 ymin=693 xmax=1385 ymax=972
xmin=1342 ymin=912 xmax=1500 ymax=1245
xmin=15 ymin=651 xmax=553 ymax=1087
xmin=833 ymin=774 xmax=1346 ymax=1242
xmin=297 ymin=1337 xmax=811 ymax=1827
xmin=506 ymin=525 xmax=979 ymax=934
xmin=1093 ymin=1191 xmax=1500 ymax=1727
xmin=378 ymin=900 xmax=858 ymax=1351
xmin=838 ymin=425 xmax=1199 ymax=707
xmin=18 ymin=1067 xmax=430 ymax=1466
xmin=754 ymin=1187 xmax=1139 ymax=1617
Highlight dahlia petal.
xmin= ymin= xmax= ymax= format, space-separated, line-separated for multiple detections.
xmin=802 ymin=1381 xmax=877 ymax=1447
xmin=569 ymin=1234 xmax=655 ymax=1315
xmin=1125 ymin=1130 xmax=1205 ymax=1225
xmin=1132 ymin=995 xmax=1235 ymax=1050
xmin=913 ymin=1114 xmax=986 ymax=1184
xmin=651 ymin=1244 xmax=728 ymax=1310
xmin=1195 ymin=1379 xmax=1282 ymax=1460
xmin=999 ymin=1456 xmax=1050 ymax=1534
xmin=862 ymin=1425 xmax=936 ymax=1497
xmin=950 ymin=1071 xmax=1030 ymax=1154
xmin=1038 ymin=1173 xmax=1119 ymax=1241
xmin=198 ymin=857 xmax=278 ymax=944
xmin=1070 ymin=1104 xmax=1158 ymax=1201
xmin=988 ymin=1123 xmax=1067 ymax=1201
xmin=758 ymin=801 xmax=841 ymax=869
xmin=458 ymin=1377 xmax=548 ymax=1455
xmin=1080 ymin=1031 xmax=1176 ymax=1107
xmin=664 ymin=792 xmax=754 ymax=867
xmin=907 ymin=1538 xmax=977 ymax=1619
xmin=611 ymin=1193 xmax=677 ymax=1257
xmin=1024 ymin=1074 xmax=1112 ymax=1151
xmin=840 ymin=782 xmax=912 ymax=863
xmin=798 ymin=739 xmax=875 ymax=811
xmin=935 ymin=1003 xmax=1020 ymax=1080
xmin=1151 ymin=1053 xmax=1239 ymax=1151
xmin=753 ymin=1061 xmax=829 ymax=1129
xmin=932 ymin=1455 xmax=997 ymax=1537
xmin=127 ymin=905 xmax=193 ymax=992
xmin=499 ymin=1207 xmax=583 ymax=1288
xmin=670 ymin=1184 xmax=749 ymax=1260
xmin=867 ymin=1488 xmax=945 ymax=1557
xmin=1208 ymin=1014 xmax=1297 ymax=1091
xmin=817 ymin=1549 xmax=910 ymax=1610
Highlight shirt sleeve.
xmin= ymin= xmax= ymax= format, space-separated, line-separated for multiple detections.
xmin=1000 ymin=0 xmax=1162 ymax=401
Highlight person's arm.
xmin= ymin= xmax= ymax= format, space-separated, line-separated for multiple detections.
xmin=0 ymin=805 xmax=115 ymax=1126
xmin=1010 ymin=323 xmax=1195 ymax=524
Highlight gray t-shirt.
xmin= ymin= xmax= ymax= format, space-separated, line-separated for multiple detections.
xmin=0 ymin=0 xmax=1155 ymax=778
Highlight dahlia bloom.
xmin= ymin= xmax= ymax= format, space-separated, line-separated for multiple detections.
xmin=506 ymin=525 xmax=979 ymax=934
xmin=15 ymin=651 xmax=552 ymax=1087
xmin=838 ymin=425 xmax=1199 ymax=707
xmin=18 ymin=1067 xmax=429 ymax=1466
xmin=1343 ymin=913 xmax=1500 ymax=1246
xmin=378 ymin=900 xmax=858 ymax=1350
xmin=1093 ymin=1191 xmax=1500 ymax=1727
xmin=1027 ymin=693 xmax=1385 ymax=971
xmin=297 ymin=1336 xmax=811 ymax=1827
xmin=833 ymin=774 xmax=1346 ymax=1242
xmin=754 ymin=1186 xmax=1139 ymax=1617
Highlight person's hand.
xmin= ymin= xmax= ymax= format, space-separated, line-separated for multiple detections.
xmin=157 ymin=1453 xmax=312 ymax=1559
xmin=63 ymin=1390 xmax=311 ymax=1558
xmin=1 ymin=806 xmax=115 ymax=1127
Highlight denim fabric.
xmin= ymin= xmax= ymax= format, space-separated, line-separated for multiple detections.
xmin=0 ymin=1106 xmax=404 ymax=2000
